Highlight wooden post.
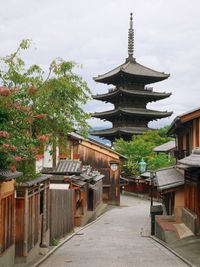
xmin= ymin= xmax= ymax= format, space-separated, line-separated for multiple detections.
xmin=23 ymin=188 xmax=29 ymax=256
xmin=32 ymin=194 xmax=35 ymax=248
xmin=41 ymin=181 xmax=47 ymax=246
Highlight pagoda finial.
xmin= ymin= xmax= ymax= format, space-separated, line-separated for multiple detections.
xmin=127 ymin=12 xmax=135 ymax=61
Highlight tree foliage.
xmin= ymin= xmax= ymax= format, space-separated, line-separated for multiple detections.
xmin=114 ymin=128 xmax=175 ymax=176
xmin=0 ymin=40 xmax=91 ymax=174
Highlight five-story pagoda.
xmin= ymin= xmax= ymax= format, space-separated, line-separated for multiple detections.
xmin=92 ymin=13 xmax=172 ymax=142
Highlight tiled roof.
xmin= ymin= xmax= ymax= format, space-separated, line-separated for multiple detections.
xmin=17 ymin=174 xmax=51 ymax=187
xmin=94 ymin=60 xmax=169 ymax=85
xmin=48 ymin=160 xmax=104 ymax=186
xmin=92 ymin=107 xmax=172 ymax=119
xmin=93 ymin=88 xmax=171 ymax=102
xmin=153 ymin=141 xmax=176 ymax=152
xmin=92 ymin=126 xmax=150 ymax=137
xmin=178 ymin=148 xmax=200 ymax=167
xmin=0 ymin=170 xmax=23 ymax=181
xmin=156 ymin=167 xmax=184 ymax=191
xmin=55 ymin=160 xmax=82 ymax=174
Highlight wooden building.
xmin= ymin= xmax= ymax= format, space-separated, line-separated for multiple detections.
xmin=155 ymin=167 xmax=184 ymax=217
xmin=40 ymin=133 xmax=126 ymax=205
xmin=168 ymin=107 xmax=200 ymax=159
xmin=167 ymin=107 xmax=200 ymax=234
xmin=153 ymin=140 xmax=176 ymax=159
xmin=91 ymin=13 xmax=172 ymax=142
xmin=15 ymin=175 xmax=50 ymax=263
xmin=178 ymin=149 xmax=200 ymax=233
xmin=67 ymin=133 xmax=125 ymax=205
xmin=47 ymin=160 xmax=104 ymax=227
xmin=0 ymin=171 xmax=22 ymax=267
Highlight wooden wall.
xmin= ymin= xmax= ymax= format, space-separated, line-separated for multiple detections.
xmin=89 ymin=180 xmax=103 ymax=211
xmin=0 ymin=180 xmax=15 ymax=254
xmin=50 ymin=189 xmax=74 ymax=241
xmin=174 ymin=187 xmax=184 ymax=217
xmin=77 ymin=141 xmax=121 ymax=205
xmin=184 ymin=169 xmax=200 ymax=228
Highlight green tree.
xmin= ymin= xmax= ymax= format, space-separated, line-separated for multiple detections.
xmin=114 ymin=129 xmax=175 ymax=176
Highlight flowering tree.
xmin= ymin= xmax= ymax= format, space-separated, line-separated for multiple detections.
xmin=0 ymin=40 xmax=91 ymax=174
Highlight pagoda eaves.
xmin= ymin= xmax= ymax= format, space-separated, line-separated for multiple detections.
xmin=93 ymin=87 xmax=171 ymax=103
xmin=94 ymin=60 xmax=170 ymax=85
xmin=92 ymin=107 xmax=172 ymax=121
xmin=91 ymin=13 xmax=172 ymax=142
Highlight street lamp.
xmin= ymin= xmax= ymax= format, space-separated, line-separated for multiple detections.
xmin=138 ymin=159 xmax=156 ymax=235
xmin=138 ymin=158 xmax=147 ymax=173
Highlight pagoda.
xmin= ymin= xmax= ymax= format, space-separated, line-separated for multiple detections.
xmin=91 ymin=13 xmax=172 ymax=142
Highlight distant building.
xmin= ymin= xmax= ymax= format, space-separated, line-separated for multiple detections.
xmin=92 ymin=13 xmax=172 ymax=142
xmin=36 ymin=132 xmax=126 ymax=205
xmin=153 ymin=140 xmax=176 ymax=158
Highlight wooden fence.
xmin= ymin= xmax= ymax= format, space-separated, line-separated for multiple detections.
xmin=15 ymin=176 xmax=50 ymax=258
xmin=50 ymin=189 xmax=74 ymax=241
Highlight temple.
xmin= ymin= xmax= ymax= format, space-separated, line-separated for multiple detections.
xmin=91 ymin=13 xmax=172 ymax=142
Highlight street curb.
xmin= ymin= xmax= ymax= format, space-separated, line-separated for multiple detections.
xmin=34 ymin=207 xmax=109 ymax=267
xmin=150 ymin=235 xmax=196 ymax=267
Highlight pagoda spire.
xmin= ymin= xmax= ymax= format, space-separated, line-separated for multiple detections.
xmin=127 ymin=12 xmax=135 ymax=62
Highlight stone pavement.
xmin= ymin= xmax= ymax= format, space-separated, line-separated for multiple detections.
xmin=39 ymin=195 xmax=188 ymax=267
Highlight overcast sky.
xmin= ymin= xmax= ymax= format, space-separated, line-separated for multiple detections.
xmin=1 ymin=0 xmax=200 ymax=130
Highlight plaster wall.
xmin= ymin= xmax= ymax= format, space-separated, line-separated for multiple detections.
xmin=174 ymin=188 xmax=184 ymax=217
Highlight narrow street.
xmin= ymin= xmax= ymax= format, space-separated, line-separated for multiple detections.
xmin=39 ymin=195 xmax=188 ymax=267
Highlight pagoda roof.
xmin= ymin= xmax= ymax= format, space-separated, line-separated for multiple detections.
xmin=92 ymin=126 xmax=151 ymax=139
xmin=92 ymin=107 xmax=172 ymax=120
xmin=93 ymin=87 xmax=171 ymax=102
xmin=94 ymin=59 xmax=170 ymax=85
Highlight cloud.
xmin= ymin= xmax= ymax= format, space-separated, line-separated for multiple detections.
xmin=0 ymin=0 xmax=200 ymax=131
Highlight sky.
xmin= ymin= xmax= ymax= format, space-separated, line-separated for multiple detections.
xmin=0 ymin=0 xmax=200 ymax=131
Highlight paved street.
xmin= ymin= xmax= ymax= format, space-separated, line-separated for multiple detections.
xmin=40 ymin=195 xmax=188 ymax=267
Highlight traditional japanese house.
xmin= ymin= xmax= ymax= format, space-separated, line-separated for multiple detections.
xmin=167 ymin=107 xmax=200 ymax=234
xmin=15 ymin=175 xmax=50 ymax=263
xmin=153 ymin=140 xmax=176 ymax=159
xmin=46 ymin=160 xmax=104 ymax=227
xmin=0 ymin=171 xmax=22 ymax=267
xmin=69 ymin=133 xmax=126 ymax=205
xmin=178 ymin=149 xmax=200 ymax=234
xmin=155 ymin=167 xmax=184 ymax=216
xmin=39 ymin=132 xmax=126 ymax=205
xmin=168 ymin=107 xmax=200 ymax=160
xmin=92 ymin=13 xmax=172 ymax=142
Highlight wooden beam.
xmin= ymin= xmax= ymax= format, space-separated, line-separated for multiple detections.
xmin=23 ymin=188 xmax=29 ymax=256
